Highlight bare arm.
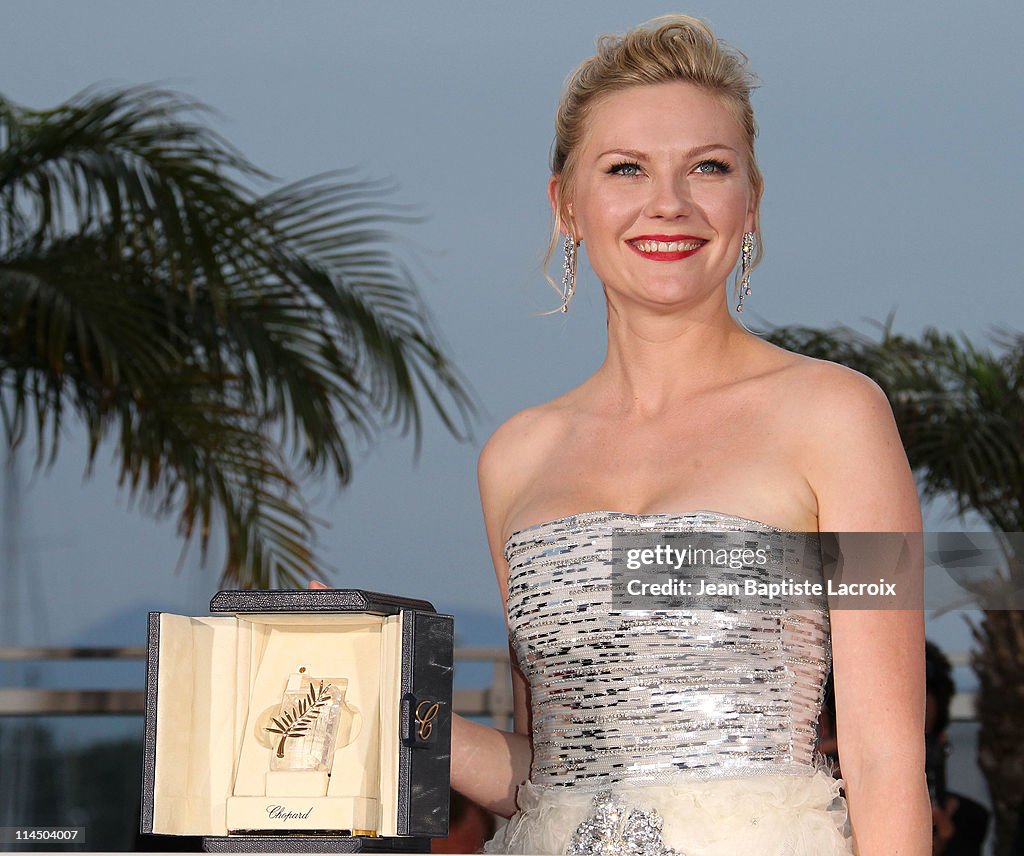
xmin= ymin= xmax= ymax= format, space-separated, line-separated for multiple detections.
xmin=448 ymin=418 xmax=539 ymax=816
xmin=805 ymin=367 xmax=930 ymax=855
xmin=450 ymin=648 xmax=533 ymax=817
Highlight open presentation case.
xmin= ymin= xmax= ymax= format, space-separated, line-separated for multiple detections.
xmin=140 ymin=589 xmax=454 ymax=852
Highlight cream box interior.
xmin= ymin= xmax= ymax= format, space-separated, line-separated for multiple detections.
xmin=148 ymin=612 xmax=407 ymax=837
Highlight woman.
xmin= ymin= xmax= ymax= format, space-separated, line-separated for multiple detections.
xmin=450 ymin=15 xmax=929 ymax=855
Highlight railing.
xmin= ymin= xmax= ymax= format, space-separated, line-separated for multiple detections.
xmin=0 ymin=645 xmax=977 ymax=725
xmin=0 ymin=645 xmax=515 ymax=730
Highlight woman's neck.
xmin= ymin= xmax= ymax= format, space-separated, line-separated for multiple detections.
xmin=594 ymin=300 xmax=753 ymax=416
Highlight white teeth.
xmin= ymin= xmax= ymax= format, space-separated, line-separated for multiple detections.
xmin=631 ymin=240 xmax=705 ymax=253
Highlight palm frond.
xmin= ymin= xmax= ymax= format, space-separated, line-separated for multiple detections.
xmin=1 ymin=83 xmax=478 ymax=586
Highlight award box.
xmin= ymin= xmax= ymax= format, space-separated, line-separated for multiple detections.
xmin=140 ymin=589 xmax=454 ymax=853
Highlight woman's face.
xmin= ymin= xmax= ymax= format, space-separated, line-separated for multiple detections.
xmin=553 ymin=81 xmax=757 ymax=311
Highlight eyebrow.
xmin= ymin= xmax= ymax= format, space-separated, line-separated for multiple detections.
xmin=597 ymin=143 xmax=739 ymax=160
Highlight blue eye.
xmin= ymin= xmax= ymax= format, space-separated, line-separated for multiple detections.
xmin=608 ymin=161 xmax=643 ymax=177
xmin=695 ymin=159 xmax=731 ymax=175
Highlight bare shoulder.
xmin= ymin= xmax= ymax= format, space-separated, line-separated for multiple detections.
xmin=762 ymin=346 xmax=919 ymax=531
xmin=479 ymin=401 xmax=567 ymax=482
xmin=477 ymin=397 xmax=573 ymax=526
xmin=740 ymin=337 xmax=896 ymax=437
xmin=782 ymin=356 xmax=900 ymax=471
xmin=770 ymin=349 xmax=893 ymax=426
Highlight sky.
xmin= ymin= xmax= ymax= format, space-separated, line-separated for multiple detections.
xmin=1 ymin=0 xmax=1021 ymax=676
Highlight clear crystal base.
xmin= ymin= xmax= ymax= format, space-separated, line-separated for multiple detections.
xmin=266 ymin=673 xmax=348 ymax=773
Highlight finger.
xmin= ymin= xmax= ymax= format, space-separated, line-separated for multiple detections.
xmin=309 ymin=580 xmax=330 ymax=590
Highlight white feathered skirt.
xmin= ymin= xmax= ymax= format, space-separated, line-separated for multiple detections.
xmin=483 ymin=768 xmax=852 ymax=855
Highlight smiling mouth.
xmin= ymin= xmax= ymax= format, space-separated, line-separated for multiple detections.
xmin=626 ymin=238 xmax=708 ymax=260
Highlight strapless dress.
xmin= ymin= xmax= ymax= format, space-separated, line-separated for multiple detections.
xmin=483 ymin=510 xmax=852 ymax=855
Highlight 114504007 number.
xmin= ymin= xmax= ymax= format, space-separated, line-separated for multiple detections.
xmin=1 ymin=827 xmax=84 ymax=844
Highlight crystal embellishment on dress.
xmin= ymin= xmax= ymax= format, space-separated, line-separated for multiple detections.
xmin=565 ymin=790 xmax=684 ymax=855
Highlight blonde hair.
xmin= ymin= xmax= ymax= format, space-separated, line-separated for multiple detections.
xmin=546 ymin=15 xmax=764 ymax=308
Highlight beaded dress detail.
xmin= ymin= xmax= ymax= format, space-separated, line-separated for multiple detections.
xmin=483 ymin=510 xmax=852 ymax=856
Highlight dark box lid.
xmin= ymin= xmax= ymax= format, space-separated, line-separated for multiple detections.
xmin=209 ymin=588 xmax=436 ymax=615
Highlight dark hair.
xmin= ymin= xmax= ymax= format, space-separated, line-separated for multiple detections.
xmin=925 ymin=640 xmax=955 ymax=735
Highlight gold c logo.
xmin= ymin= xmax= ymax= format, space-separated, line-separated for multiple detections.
xmin=415 ymin=700 xmax=440 ymax=740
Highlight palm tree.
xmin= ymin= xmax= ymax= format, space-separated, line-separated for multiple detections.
xmin=767 ymin=316 xmax=1024 ymax=854
xmin=0 ymin=84 xmax=476 ymax=589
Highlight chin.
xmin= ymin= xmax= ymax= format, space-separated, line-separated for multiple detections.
xmin=636 ymin=282 xmax=717 ymax=308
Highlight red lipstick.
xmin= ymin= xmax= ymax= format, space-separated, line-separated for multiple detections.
xmin=626 ymin=235 xmax=708 ymax=261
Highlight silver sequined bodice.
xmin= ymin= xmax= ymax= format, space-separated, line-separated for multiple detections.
xmin=505 ymin=510 xmax=831 ymax=788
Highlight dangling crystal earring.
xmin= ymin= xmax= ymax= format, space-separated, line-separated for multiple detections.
xmin=561 ymin=233 xmax=579 ymax=313
xmin=736 ymin=231 xmax=755 ymax=313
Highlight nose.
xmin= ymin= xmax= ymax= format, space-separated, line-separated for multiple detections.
xmin=642 ymin=174 xmax=694 ymax=219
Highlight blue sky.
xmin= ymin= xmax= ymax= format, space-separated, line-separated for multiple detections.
xmin=1 ymin=0 xmax=1020 ymax=666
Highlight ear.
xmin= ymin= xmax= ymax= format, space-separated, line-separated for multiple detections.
xmin=744 ymin=179 xmax=762 ymax=236
xmin=547 ymin=174 xmax=576 ymax=239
